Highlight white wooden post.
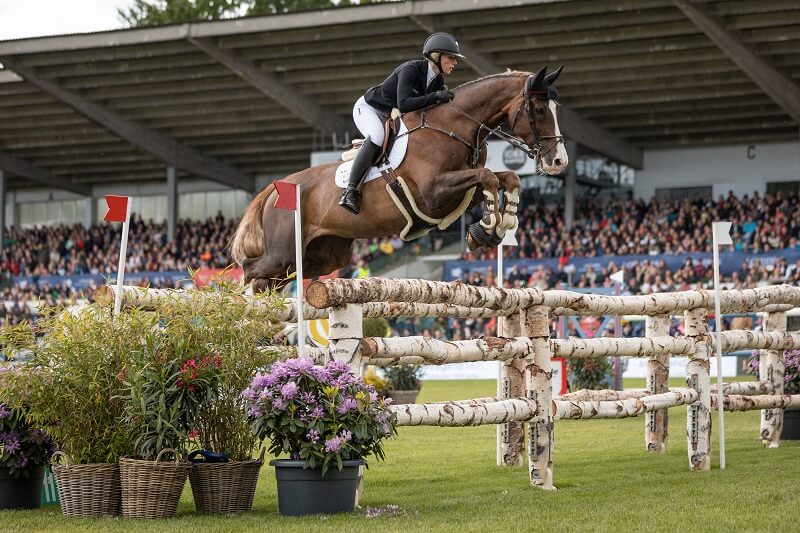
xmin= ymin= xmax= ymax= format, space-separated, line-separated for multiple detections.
xmin=500 ymin=310 xmax=525 ymax=466
xmin=523 ymin=305 xmax=555 ymax=490
xmin=645 ymin=314 xmax=671 ymax=453
xmin=327 ymin=303 xmax=364 ymax=374
xmin=327 ymin=303 xmax=365 ymax=506
xmin=759 ymin=311 xmax=786 ymax=447
xmin=685 ymin=308 xmax=711 ymax=471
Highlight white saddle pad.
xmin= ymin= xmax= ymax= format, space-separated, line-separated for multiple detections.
xmin=335 ymin=119 xmax=410 ymax=189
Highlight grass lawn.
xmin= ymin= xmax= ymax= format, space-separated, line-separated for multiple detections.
xmin=4 ymin=379 xmax=798 ymax=532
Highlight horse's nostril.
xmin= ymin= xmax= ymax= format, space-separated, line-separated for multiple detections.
xmin=554 ymin=158 xmax=563 ymax=166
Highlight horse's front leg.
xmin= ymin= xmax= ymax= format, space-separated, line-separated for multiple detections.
xmin=425 ymin=167 xmax=502 ymax=251
xmin=494 ymin=171 xmax=522 ymax=236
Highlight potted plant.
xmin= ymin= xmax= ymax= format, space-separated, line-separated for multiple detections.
xmin=119 ymin=320 xmax=224 ymax=519
xmin=185 ymin=279 xmax=285 ymax=514
xmin=566 ymin=355 xmax=612 ymax=392
xmin=0 ymin=308 xmax=143 ymax=517
xmin=243 ymin=358 xmax=396 ymax=516
xmin=0 ymin=367 xmax=55 ymax=510
xmin=383 ymin=365 xmax=423 ymax=404
xmin=748 ymin=349 xmax=800 ymax=440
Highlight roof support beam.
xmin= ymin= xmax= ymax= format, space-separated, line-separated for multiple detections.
xmin=0 ymin=1 xmax=566 ymax=56
xmin=0 ymin=57 xmax=254 ymax=192
xmin=408 ymin=15 xmax=643 ymax=169
xmin=0 ymin=151 xmax=92 ymax=195
xmin=187 ymin=37 xmax=347 ymax=135
xmin=673 ymin=0 xmax=800 ymax=124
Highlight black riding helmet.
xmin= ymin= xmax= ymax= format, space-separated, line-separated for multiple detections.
xmin=422 ymin=32 xmax=465 ymax=71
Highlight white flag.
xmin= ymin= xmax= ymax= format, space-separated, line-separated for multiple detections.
xmin=712 ymin=221 xmax=733 ymax=245
xmin=610 ymin=269 xmax=625 ymax=285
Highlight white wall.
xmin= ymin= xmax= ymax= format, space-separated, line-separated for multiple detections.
xmin=634 ymin=141 xmax=800 ymax=200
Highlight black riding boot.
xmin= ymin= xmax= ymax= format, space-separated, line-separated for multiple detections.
xmin=339 ymin=138 xmax=382 ymax=215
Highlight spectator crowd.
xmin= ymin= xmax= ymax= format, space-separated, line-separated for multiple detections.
xmin=1 ymin=189 xmax=799 ymax=333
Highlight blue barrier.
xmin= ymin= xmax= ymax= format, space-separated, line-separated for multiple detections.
xmin=12 ymin=271 xmax=190 ymax=291
xmin=443 ymin=248 xmax=800 ymax=282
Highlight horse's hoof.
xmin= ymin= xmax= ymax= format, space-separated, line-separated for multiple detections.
xmin=466 ymin=233 xmax=479 ymax=251
xmin=468 ymin=223 xmax=503 ymax=250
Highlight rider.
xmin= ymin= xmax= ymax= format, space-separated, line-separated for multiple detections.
xmin=338 ymin=32 xmax=465 ymax=215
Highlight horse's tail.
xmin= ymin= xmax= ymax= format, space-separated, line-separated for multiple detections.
xmin=229 ymin=183 xmax=274 ymax=266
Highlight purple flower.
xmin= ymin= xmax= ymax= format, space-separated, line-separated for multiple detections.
xmin=272 ymin=398 xmax=286 ymax=411
xmin=1 ymin=431 xmax=21 ymax=455
xmin=324 ymin=436 xmax=344 ymax=453
xmin=310 ymin=405 xmax=324 ymax=419
xmin=247 ymin=404 xmax=264 ymax=418
xmin=281 ymin=381 xmax=299 ymax=400
xmin=341 ymin=430 xmax=352 ymax=442
xmin=0 ymin=405 xmax=10 ymax=420
xmin=306 ymin=430 xmax=320 ymax=443
xmin=300 ymin=392 xmax=316 ymax=404
xmin=337 ymin=397 xmax=358 ymax=415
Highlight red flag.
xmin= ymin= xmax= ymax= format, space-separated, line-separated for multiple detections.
xmin=273 ymin=181 xmax=297 ymax=210
xmin=103 ymin=195 xmax=129 ymax=222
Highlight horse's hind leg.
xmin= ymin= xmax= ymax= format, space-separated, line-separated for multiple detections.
xmin=245 ymin=254 xmax=293 ymax=293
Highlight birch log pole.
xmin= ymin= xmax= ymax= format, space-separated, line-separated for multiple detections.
xmin=306 ymin=278 xmax=800 ymax=314
xmin=327 ymin=304 xmax=364 ymax=507
xmin=523 ymin=305 xmax=555 ymax=490
xmin=501 ymin=311 xmax=525 ymax=467
xmin=759 ymin=311 xmax=786 ymax=447
xmin=685 ymin=308 xmax=712 ymax=471
xmin=645 ymin=314 xmax=671 ymax=453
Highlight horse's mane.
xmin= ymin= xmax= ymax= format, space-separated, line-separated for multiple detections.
xmin=453 ymin=70 xmax=531 ymax=91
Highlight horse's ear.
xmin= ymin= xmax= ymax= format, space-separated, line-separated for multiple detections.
xmin=544 ymin=65 xmax=563 ymax=85
xmin=530 ymin=66 xmax=547 ymax=88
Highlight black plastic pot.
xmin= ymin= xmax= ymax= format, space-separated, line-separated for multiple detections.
xmin=0 ymin=465 xmax=44 ymax=510
xmin=781 ymin=409 xmax=800 ymax=440
xmin=270 ymin=459 xmax=362 ymax=516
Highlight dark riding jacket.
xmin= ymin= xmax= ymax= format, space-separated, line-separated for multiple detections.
xmin=364 ymin=60 xmax=444 ymax=114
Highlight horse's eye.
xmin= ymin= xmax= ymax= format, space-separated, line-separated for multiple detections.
xmin=535 ymin=108 xmax=546 ymax=116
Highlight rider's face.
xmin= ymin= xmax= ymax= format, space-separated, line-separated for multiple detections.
xmin=440 ymin=54 xmax=458 ymax=75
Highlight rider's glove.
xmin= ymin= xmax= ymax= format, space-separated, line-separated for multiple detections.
xmin=433 ymin=89 xmax=455 ymax=103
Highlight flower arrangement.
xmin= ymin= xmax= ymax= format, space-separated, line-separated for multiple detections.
xmin=0 ymin=306 xmax=149 ymax=464
xmin=123 ymin=336 xmax=223 ymax=460
xmin=567 ymin=355 xmax=612 ymax=391
xmin=0 ymin=367 xmax=55 ymax=478
xmin=186 ymin=277 xmax=285 ymax=462
xmin=243 ymin=358 xmax=396 ymax=475
xmin=747 ymin=349 xmax=800 ymax=394
xmin=383 ymin=364 xmax=422 ymax=391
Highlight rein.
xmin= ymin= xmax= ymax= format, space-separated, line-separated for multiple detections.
xmin=395 ymin=76 xmax=563 ymax=168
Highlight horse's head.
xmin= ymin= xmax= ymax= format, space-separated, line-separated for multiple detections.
xmin=508 ymin=66 xmax=568 ymax=175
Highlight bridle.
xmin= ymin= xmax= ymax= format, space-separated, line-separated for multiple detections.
xmin=397 ymin=74 xmax=564 ymax=167
xmin=508 ymin=77 xmax=564 ymax=160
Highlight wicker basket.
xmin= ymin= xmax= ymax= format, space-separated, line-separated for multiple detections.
xmin=120 ymin=449 xmax=191 ymax=519
xmin=51 ymin=452 xmax=121 ymax=517
xmin=189 ymin=451 xmax=263 ymax=514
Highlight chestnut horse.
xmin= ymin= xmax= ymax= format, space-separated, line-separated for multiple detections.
xmin=231 ymin=66 xmax=568 ymax=292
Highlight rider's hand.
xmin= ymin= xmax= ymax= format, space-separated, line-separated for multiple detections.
xmin=434 ymin=89 xmax=455 ymax=103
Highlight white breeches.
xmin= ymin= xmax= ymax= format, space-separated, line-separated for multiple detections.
xmin=353 ymin=96 xmax=386 ymax=145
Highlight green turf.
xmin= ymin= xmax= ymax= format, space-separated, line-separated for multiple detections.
xmin=4 ymin=379 xmax=798 ymax=532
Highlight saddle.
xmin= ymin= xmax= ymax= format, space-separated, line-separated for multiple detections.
xmin=341 ymin=109 xmax=402 ymax=165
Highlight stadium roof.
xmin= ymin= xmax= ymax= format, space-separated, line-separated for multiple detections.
xmin=0 ymin=0 xmax=798 ymax=194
